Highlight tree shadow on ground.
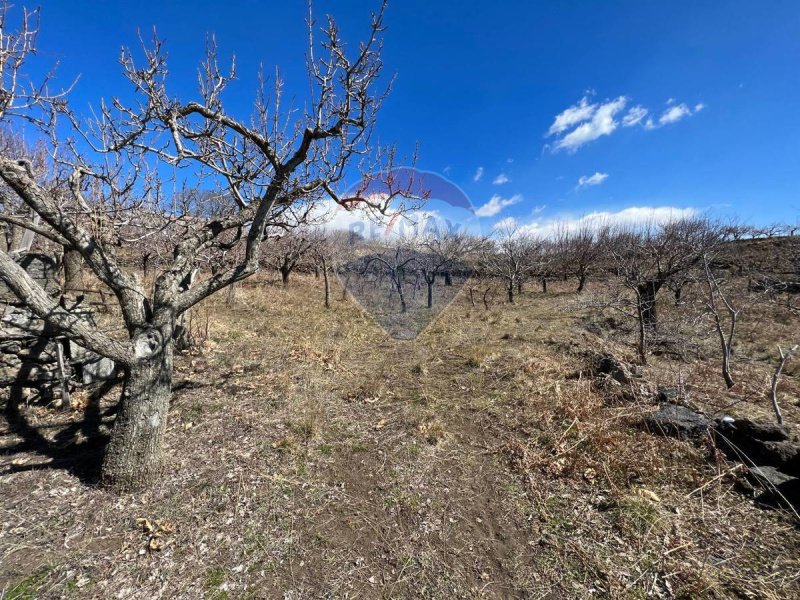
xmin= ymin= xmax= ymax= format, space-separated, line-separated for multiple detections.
xmin=0 ymin=337 xmax=122 ymax=484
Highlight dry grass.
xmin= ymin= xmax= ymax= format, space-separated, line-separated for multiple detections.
xmin=0 ymin=274 xmax=798 ymax=598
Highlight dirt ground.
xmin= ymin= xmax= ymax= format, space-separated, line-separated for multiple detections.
xmin=1 ymin=274 xmax=798 ymax=599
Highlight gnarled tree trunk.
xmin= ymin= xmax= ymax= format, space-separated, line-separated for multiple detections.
xmin=101 ymin=331 xmax=173 ymax=492
xmin=576 ymin=271 xmax=586 ymax=293
xmin=637 ymin=280 xmax=662 ymax=329
xmin=62 ymin=247 xmax=84 ymax=295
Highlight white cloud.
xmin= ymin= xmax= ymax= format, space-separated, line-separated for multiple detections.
xmin=493 ymin=216 xmax=518 ymax=231
xmin=319 ymin=200 xmax=454 ymax=242
xmin=547 ymin=96 xmax=596 ymax=136
xmin=645 ymin=102 xmax=706 ymax=130
xmin=550 ymin=96 xmax=628 ymax=153
xmin=514 ymin=206 xmax=698 ymax=238
xmin=622 ymin=105 xmax=648 ymax=127
xmin=475 ymin=193 xmax=523 ymax=217
xmin=473 ymin=167 xmax=484 ymax=182
xmin=532 ymin=204 xmax=547 ymax=214
xmin=547 ymin=95 xmax=705 ymax=150
xmin=493 ymin=173 xmax=510 ymax=185
xmin=659 ymin=103 xmax=692 ymax=125
xmin=577 ymin=172 xmax=609 ymax=188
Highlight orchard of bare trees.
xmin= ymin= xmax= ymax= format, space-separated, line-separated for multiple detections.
xmin=1 ymin=3 xmax=799 ymax=597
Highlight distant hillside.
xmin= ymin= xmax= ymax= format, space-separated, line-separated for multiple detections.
xmin=717 ymin=235 xmax=799 ymax=277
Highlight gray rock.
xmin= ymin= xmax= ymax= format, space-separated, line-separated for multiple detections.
xmin=596 ymin=355 xmax=635 ymax=385
xmin=749 ymin=464 xmax=795 ymax=487
xmin=656 ymin=387 xmax=680 ymax=403
xmin=82 ymin=357 xmax=117 ymax=384
xmin=0 ymin=253 xmax=60 ymax=302
xmin=1 ymin=304 xmax=49 ymax=339
xmin=1 ymin=298 xmax=107 ymax=390
xmin=644 ymin=404 xmax=709 ymax=439
xmin=728 ymin=418 xmax=790 ymax=442
xmin=761 ymin=441 xmax=800 ymax=476
xmin=2 ymin=304 xmax=98 ymax=341
xmin=0 ymin=340 xmax=22 ymax=354
xmin=747 ymin=465 xmax=800 ymax=507
xmin=715 ymin=417 xmax=798 ymax=475
xmin=0 ymin=361 xmax=64 ymax=385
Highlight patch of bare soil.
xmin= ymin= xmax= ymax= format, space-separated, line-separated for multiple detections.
xmin=1 ymin=275 xmax=798 ymax=598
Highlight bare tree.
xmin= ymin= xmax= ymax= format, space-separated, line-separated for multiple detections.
xmin=556 ymin=220 xmax=609 ymax=293
xmin=360 ymin=242 xmax=417 ymax=313
xmin=770 ymin=345 xmax=797 ymax=425
xmin=309 ymin=228 xmax=351 ymax=309
xmin=266 ymin=232 xmax=316 ymax=288
xmin=0 ymin=4 xmax=407 ymax=491
xmin=480 ymin=224 xmax=539 ymax=304
xmin=0 ymin=130 xmax=50 ymax=253
xmin=418 ymin=230 xmax=479 ymax=308
xmin=607 ymin=218 xmax=719 ymax=363
xmin=701 ymin=253 xmax=740 ymax=388
xmin=528 ymin=236 xmax=555 ymax=294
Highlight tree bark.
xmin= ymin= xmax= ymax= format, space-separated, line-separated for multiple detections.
xmin=712 ymin=310 xmax=736 ymax=388
xmin=507 ymin=280 xmax=514 ymax=304
xmin=62 ymin=247 xmax=84 ymax=295
xmin=635 ymin=291 xmax=648 ymax=365
xmin=444 ymin=271 xmax=452 ymax=286
xmin=637 ymin=280 xmax=662 ymax=329
xmin=321 ymin=258 xmax=330 ymax=309
xmin=721 ymin=346 xmax=734 ymax=388
xmin=280 ymin=267 xmax=290 ymax=287
xmin=101 ymin=336 xmax=172 ymax=492
xmin=541 ymin=277 xmax=548 ymax=293
xmin=576 ymin=272 xmax=586 ymax=293
xmin=396 ymin=277 xmax=407 ymax=313
xmin=142 ymin=252 xmax=152 ymax=282
xmin=771 ymin=346 xmax=796 ymax=425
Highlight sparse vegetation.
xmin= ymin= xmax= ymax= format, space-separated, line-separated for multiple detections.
xmin=1 ymin=264 xmax=798 ymax=597
xmin=0 ymin=2 xmax=798 ymax=598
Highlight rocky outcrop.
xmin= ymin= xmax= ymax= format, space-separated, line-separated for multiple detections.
xmin=643 ymin=404 xmax=710 ymax=440
xmin=746 ymin=465 xmax=800 ymax=506
xmin=589 ymin=353 xmax=656 ymax=403
xmin=595 ymin=355 xmax=638 ymax=385
xmin=715 ymin=417 xmax=800 ymax=478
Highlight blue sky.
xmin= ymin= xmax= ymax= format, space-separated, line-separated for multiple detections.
xmin=28 ymin=0 xmax=800 ymax=231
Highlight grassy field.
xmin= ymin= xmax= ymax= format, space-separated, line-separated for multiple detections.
xmin=1 ymin=273 xmax=798 ymax=599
